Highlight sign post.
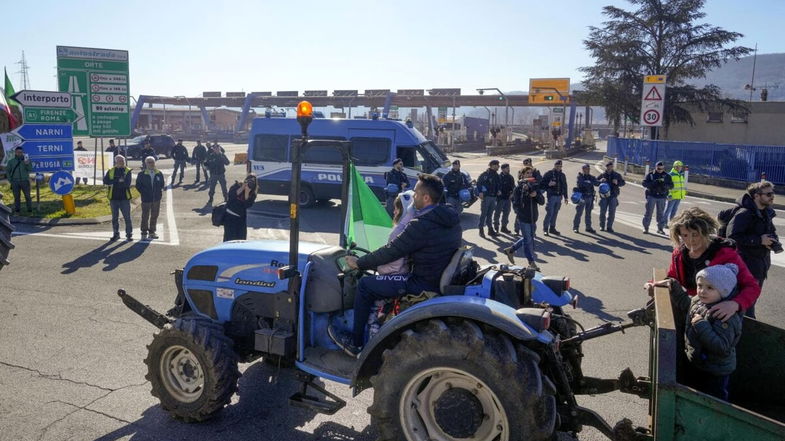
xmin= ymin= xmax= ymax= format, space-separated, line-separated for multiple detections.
xmin=56 ymin=46 xmax=130 ymax=137
xmin=640 ymin=75 xmax=666 ymax=134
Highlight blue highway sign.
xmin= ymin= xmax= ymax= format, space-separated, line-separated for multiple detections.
xmin=13 ymin=124 xmax=73 ymax=141
xmin=21 ymin=140 xmax=74 ymax=157
xmin=49 ymin=170 xmax=75 ymax=195
xmin=31 ymin=157 xmax=75 ymax=173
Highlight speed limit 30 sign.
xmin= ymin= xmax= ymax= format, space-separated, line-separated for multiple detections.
xmin=641 ymin=75 xmax=666 ymax=127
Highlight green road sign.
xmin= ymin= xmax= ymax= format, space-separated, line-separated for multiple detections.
xmin=23 ymin=108 xmax=78 ymax=124
xmin=56 ymin=46 xmax=130 ymax=137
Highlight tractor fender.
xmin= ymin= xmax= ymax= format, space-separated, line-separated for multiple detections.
xmin=352 ymin=295 xmax=554 ymax=392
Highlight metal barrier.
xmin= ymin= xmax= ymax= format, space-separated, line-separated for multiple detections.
xmin=608 ymin=137 xmax=785 ymax=185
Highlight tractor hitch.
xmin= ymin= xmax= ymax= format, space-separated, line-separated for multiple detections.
xmin=117 ymin=289 xmax=172 ymax=329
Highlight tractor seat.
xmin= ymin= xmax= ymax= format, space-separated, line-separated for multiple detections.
xmin=439 ymin=246 xmax=475 ymax=295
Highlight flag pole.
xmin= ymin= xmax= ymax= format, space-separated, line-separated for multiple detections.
xmin=339 ymin=147 xmax=351 ymax=248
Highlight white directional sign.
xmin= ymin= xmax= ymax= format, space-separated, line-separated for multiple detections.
xmin=10 ymin=90 xmax=72 ymax=108
xmin=640 ymin=75 xmax=666 ymax=127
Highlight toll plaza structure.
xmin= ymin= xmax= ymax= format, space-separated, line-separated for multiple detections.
xmin=131 ymin=88 xmax=596 ymax=150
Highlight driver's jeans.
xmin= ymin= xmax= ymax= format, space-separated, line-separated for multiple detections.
xmin=353 ymin=274 xmax=435 ymax=347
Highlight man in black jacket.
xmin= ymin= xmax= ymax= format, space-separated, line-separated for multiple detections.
xmin=642 ymin=161 xmax=673 ymax=234
xmin=540 ymin=160 xmax=568 ymax=235
xmin=191 ymin=140 xmax=209 ymax=183
xmin=384 ymin=158 xmax=408 ymax=217
xmin=140 ymin=142 xmax=156 ymax=166
xmin=205 ymin=143 xmax=230 ymax=205
xmin=443 ymin=159 xmax=470 ymax=213
xmin=135 ymin=156 xmax=166 ymax=240
xmin=476 ymin=159 xmax=501 ymax=237
xmin=328 ymin=174 xmax=462 ymax=356
xmin=728 ymin=180 xmax=779 ymax=318
xmin=493 ymin=163 xmax=516 ymax=234
xmin=170 ymin=139 xmax=190 ymax=186
xmin=598 ymin=161 xmax=626 ymax=233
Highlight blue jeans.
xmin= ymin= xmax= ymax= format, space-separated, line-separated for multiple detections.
xmin=643 ymin=196 xmax=667 ymax=230
xmin=386 ymin=194 xmax=397 ymax=218
xmin=493 ymin=198 xmax=511 ymax=230
xmin=511 ymin=222 xmax=536 ymax=263
xmin=478 ymin=196 xmax=497 ymax=230
xmin=599 ymin=196 xmax=618 ymax=229
xmin=353 ymin=274 xmax=434 ymax=347
xmin=573 ymin=197 xmax=594 ymax=230
xmin=110 ymin=199 xmax=132 ymax=237
xmin=664 ymin=198 xmax=681 ymax=221
xmin=543 ymin=195 xmax=563 ymax=231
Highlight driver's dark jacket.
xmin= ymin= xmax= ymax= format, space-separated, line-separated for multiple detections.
xmin=357 ymin=204 xmax=462 ymax=289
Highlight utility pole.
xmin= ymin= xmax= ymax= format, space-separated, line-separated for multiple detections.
xmin=16 ymin=51 xmax=31 ymax=89
xmin=748 ymin=43 xmax=758 ymax=103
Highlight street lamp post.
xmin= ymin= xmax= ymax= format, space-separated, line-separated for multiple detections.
xmin=477 ymin=87 xmax=508 ymax=126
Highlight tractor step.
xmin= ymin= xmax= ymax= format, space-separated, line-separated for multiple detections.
xmin=289 ymin=372 xmax=346 ymax=415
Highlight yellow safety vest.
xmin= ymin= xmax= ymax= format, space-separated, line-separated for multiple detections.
xmin=669 ymin=169 xmax=686 ymax=200
xmin=107 ymin=167 xmax=133 ymax=200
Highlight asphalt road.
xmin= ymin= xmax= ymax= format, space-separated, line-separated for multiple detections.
xmin=2 ymin=143 xmax=782 ymax=441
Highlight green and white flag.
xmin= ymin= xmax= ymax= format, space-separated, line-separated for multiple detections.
xmin=345 ymin=163 xmax=392 ymax=251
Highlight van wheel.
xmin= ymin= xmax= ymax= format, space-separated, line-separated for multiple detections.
xmin=369 ymin=319 xmax=556 ymax=441
xmin=298 ymin=186 xmax=315 ymax=208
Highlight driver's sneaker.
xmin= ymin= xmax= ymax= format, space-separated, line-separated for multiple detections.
xmin=327 ymin=323 xmax=361 ymax=357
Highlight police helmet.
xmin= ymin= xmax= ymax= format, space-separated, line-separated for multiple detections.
xmin=459 ymin=188 xmax=472 ymax=202
xmin=571 ymin=191 xmax=584 ymax=205
xmin=599 ymin=183 xmax=611 ymax=197
xmin=385 ymin=183 xmax=399 ymax=195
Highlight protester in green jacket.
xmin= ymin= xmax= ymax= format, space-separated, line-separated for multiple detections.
xmin=5 ymin=146 xmax=33 ymax=213
xmin=665 ymin=160 xmax=686 ymax=221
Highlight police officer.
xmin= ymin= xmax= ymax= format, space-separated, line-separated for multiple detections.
xmin=170 ymin=139 xmax=190 ymax=186
xmin=573 ymin=164 xmax=599 ymax=233
xmin=384 ymin=158 xmax=408 ymax=218
xmin=191 ymin=140 xmax=209 ymax=183
xmin=477 ymin=159 xmax=501 ymax=238
xmin=442 ymin=159 xmax=470 ymax=213
xmin=140 ymin=141 xmax=156 ymax=167
xmin=598 ymin=161 xmax=625 ymax=233
xmin=642 ymin=161 xmax=673 ymax=234
xmin=205 ymin=143 xmax=230 ymax=205
xmin=540 ymin=160 xmax=568 ymax=236
xmin=493 ymin=163 xmax=516 ymax=234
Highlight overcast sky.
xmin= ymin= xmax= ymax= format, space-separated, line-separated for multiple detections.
xmin=3 ymin=0 xmax=783 ymax=97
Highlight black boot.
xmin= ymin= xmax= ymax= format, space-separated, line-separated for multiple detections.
xmin=479 ymin=227 xmax=486 ymax=238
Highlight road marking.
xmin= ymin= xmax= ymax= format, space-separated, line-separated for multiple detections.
xmin=11 ymin=223 xmax=177 ymax=246
xmin=165 ymin=176 xmax=180 ymax=246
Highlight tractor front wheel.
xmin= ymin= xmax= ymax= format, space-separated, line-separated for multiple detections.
xmin=369 ymin=319 xmax=556 ymax=441
xmin=0 ymin=202 xmax=14 ymax=270
xmin=145 ymin=318 xmax=239 ymax=422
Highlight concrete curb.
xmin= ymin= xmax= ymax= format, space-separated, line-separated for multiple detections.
xmin=9 ymin=197 xmax=142 ymax=226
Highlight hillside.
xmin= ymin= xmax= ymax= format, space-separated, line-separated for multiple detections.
xmin=692 ymin=52 xmax=785 ymax=101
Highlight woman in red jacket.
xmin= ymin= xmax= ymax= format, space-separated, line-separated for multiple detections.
xmin=646 ymin=207 xmax=760 ymax=321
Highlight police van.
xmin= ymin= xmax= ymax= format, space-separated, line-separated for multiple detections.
xmin=246 ymin=117 xmax=454 ymax=206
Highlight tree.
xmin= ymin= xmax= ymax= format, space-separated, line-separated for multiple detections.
xmin=581 ymin=0 xmax=751 ymax=136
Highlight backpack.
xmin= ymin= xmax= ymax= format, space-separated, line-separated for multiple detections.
xmin=211 ymin=203 xmax=227 ymax=227
xmin=717 ymin=205 xmax=742 ymax=238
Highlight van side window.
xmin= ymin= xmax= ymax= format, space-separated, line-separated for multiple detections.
xmin=253 ymin=134 xmax=289 ymax=161
xmin=350 ymin=137 xmax=390 ymax=166
xmin=397 ymin=147 xmax=418 ymax=168
xmin=303 ymin=143 xmax=344 ymax=164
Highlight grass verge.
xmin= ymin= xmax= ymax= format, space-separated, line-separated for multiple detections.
xmin=0 ymin=183 xmax=140 ymax=219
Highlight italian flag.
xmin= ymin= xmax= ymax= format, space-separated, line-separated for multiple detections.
xmin=2 ymin=68 xmax=20 ymax=130
xmin=344 ymin=163 xmax=392 ymax=251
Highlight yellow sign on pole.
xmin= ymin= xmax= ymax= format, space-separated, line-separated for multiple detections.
xmin=644 ymin=75 xmax=666 ymax=84
xmin=529 ymin=78 xmax=571 ymax=104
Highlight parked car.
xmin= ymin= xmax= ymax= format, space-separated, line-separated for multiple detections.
xmin=108 ymin=135 xmax=176 ymax=160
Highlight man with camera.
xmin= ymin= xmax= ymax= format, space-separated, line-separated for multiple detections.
xmin=728 ymin=180 xmax=780 ymax=317
xmin=642 ymin=161 xmax=673 ymax=235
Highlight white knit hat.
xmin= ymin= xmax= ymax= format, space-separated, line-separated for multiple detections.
xmin=696 ymin=264 xmax=739 ymax=299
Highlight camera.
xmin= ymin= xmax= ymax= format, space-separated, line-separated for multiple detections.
xmin=771 ymin=239 xmax=783 ymax=254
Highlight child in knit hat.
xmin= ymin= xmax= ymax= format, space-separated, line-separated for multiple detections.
xmin=670 ymin=263 xmax=743 ymax=400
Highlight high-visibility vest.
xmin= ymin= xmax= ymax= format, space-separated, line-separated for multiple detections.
xmin=107 ymin=167 xmax=132 ymax=200
xmin=669 ymin=169 xmax=686 ymax=200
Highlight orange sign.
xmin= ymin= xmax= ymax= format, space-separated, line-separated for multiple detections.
xmin=529 ymin=78 xmax=571 ymax=104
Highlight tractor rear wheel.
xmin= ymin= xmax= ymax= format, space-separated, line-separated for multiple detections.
xmin=369 ymin=319 xmax=556 ymax=441
xmin=145 ymin=317 xmax=239 ymax=422
xmin=0 ymin=202 xmax=14 ymax=270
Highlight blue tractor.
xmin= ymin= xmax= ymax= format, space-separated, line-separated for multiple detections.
xmin=119 ymin=103 xmax=631 ymax=440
